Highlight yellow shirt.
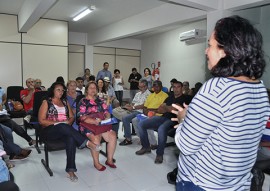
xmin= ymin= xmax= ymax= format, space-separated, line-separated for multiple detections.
xmin=144 ymin=91 xmax=168 ymax=116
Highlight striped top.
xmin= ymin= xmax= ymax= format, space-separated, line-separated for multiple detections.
xmin=175 ymin=77 xmax=270 ymax=191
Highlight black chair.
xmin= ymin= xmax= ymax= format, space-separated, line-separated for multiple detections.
xmin=29 ymin=91 xmax=48 ymax=153
xmin=34 ymin=95 xmax=66 ymax=176
xmin=5 ymin=86 xmax=26 ymax=119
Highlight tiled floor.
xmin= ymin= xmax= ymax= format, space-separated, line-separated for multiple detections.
xmin=10 ymin=122 xmax=178 ymax=191
xmin=10 ymin=120 xmax=270 ymax=191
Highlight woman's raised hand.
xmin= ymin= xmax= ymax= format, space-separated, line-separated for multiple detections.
xmin=171 ymin=103 xmax=189 ymax=127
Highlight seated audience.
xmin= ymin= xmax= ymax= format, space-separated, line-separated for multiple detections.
xmin=0 ymin=87 xmax=7 ymax=110
xmin=0 ymin=118 xmax=36 ymax=146
xmin=75 ymin=77 xmax=85 ymax=94
xmin=66 ymin=80 xmax=81 ymax=131
xmin=136 ymin=81 xmax=192 ymax=164
xmin=77 ymin=81 xmax=117 ymax=171
xmin=34 ymin=79 xmax=46 ymax=91
xmin=132 ymin=80 xmax=168 ymax=149
xmin=20 ymin=78 xmax=39 ymax=120
xmin=182 ymin=81 xmax=192 ymax=96
xmin=38 ymin=81 xmax=97 ymax=182
xmin=55 ymin=76 xmax=65 ymax=84
xmin=88 ymin=75 xmax=96 ymax=82
xmin=113 ymin=79 xmax=151 ymax=146
xmin=0 ymin=124 xmax=31 ymax=161
xmin=82 ymin=68 xmax=95 ymax=86
xmin=190 ymin=82 xmax=202 ymax=98
xmin=169 ymin=78 xmax=177 ymax=93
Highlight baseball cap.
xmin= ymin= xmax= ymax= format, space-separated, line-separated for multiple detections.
xmin=104 ymin=77 xmax=110 ymax=83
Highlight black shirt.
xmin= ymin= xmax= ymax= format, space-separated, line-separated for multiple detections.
xmin=162 ymin=94 xmax=192 ymax=119
xmin=128 ymin=73 xmax=142 ymax=90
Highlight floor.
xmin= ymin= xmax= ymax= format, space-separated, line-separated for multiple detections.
xmin=10 ymin=121 xmax=178 ymax=191
xmin=10 ymin=119 xmax=270 ymax=191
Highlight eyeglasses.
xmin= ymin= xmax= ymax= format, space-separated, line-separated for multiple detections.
xmin=36 ymin=82 xmax=41 ymax=84
xmin=27 ymin=81 xmax=34 ymax=83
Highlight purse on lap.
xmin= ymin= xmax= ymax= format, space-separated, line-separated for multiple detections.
xmin=80 ymin=112 xmax=112 ymax=135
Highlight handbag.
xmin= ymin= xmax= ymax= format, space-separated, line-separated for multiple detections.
xmin=112 ymin=107 xmax=131 ymax=121
xmin=80 ymin=112 xmax=112 ymax=135
xmin=12 ymin=101 xmax=24 ymax=111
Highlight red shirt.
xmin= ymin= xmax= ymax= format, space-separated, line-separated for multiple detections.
xmin=20 ymin=89 xmax=38 ymax=112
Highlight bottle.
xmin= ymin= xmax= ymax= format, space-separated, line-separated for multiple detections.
xmin=7 ymin=100 xmax=14 ymax=111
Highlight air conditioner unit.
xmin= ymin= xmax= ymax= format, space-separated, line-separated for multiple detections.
xmin=179 ymin=29 xmax=206 ymax=41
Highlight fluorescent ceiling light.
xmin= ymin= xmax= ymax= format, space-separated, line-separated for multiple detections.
xmin=73 ymin=8 xmax=92 ymax=21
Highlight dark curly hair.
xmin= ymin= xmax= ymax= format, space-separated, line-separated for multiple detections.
xmin=48 ymin=82 xmax=67 ymax=100
xmin=211 ymin=15 xmax=266 ymax=79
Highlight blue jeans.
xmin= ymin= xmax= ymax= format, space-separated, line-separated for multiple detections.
xmin=138 ymin=116 xmax=174 ymax=156
xmin=176 ymin=181 xmax=205 ymax=191
xmin=0 ymin=159 xmax=9 ymax=182
xmin=0 ymin=124 xmax=22 ymax=156
xmin=43 ymin=123 xmax=87 ymax=172
xmin=122 ymin=111 xmax=141 ymax=139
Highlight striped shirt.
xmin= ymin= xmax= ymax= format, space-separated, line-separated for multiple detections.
xmin=175 ymin=77 xmax=270 ymax=191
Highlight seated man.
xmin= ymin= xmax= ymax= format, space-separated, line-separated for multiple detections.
xmin=75 ymin=77 xmax=85 ymax=94
xmin=136 ymin=81 xmax=192 ymax=164
xmin=20 ymin=78 xmax=39 ymax=122
xmin=133 ymin=80 xmax=168 ymax=148
xmin=113 ymin=79 xmax=151 ymax=145
xmin=34 ymin=79 xmax=46 ymax=91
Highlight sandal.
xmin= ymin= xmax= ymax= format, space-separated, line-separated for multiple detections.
xmin=119 ymin=139 xmax=132 ymax=146
xmin=86 ymin=140 xmax=101 ymax=151
xmin=67 ymin=174 xmax=78 ymax=182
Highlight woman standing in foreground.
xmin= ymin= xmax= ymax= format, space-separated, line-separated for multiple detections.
xmin=173 ymin=16 xmax=270 ymax=191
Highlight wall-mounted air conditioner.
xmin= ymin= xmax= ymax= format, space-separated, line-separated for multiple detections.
xmin=179 ymin=29 xmax=206 ymax=41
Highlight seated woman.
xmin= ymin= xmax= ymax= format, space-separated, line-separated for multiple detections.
xmin=77 ymin=81 xmax=117 ymax=171
xmin=38 ymin=82 xmax=97 ymax=182
xmin=66 ymin=80 xmax=82 ymax=131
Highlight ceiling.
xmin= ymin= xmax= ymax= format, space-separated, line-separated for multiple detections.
xmin=1 ymin=0 xmax=270 ymax=42
xmin=0 ymin=0 xmax=165 ymax=33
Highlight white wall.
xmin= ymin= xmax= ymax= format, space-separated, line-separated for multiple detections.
xmin=69 ymin=32 xmax=141 ymax=74
xmin=260 ymin=5 xmax=270 ymax=88
xmin=141 ymin=19 xmax=207 ymax=89
xmin=0 ymin=15 xmax=68 ymax=90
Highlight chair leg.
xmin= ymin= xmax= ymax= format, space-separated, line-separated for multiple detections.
xmin=34 ymin=125 xmax=41 ymax=154
xmin=41 ymin=144 xmax=53 ymax=176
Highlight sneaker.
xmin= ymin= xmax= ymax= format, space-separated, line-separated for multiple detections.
xmin=154 ymin=155 xmax=163 ymax=164
xmin=119 ymin=139 xmax=132 ymax=146
xmin=135 ymin=147 xmax=151 ymax=155
xmin=23 ymin=115 xmax=31 ymax=123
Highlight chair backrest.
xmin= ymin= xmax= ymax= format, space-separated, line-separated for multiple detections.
xmin=6 ymin=86 xmax=24 ymax=103
xmin=32 ymin=91 xmax=48 ymax=118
